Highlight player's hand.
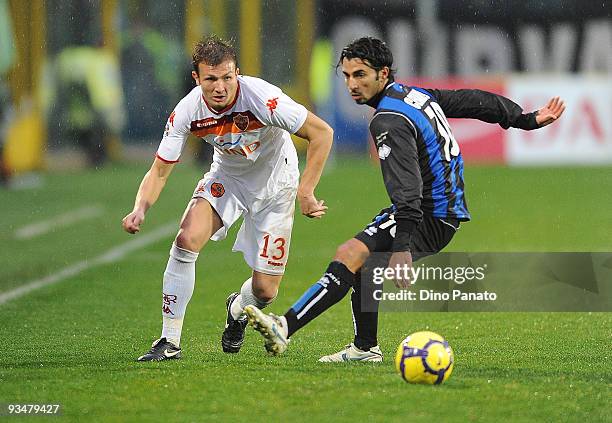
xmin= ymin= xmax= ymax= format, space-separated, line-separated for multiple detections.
xmin=536 ymin=96 xmax=566 ymax=127
xmin=122 ymin=209 xmax=145 ymax=234
xmin=298 ymin=193 xmax=328 ymax=219
xmin=388 ymin=251 xmax=413 ymax=289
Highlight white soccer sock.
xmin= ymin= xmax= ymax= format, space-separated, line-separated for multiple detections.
xmin=160 ymin=243 xmax=199 ymax=347
xmin=229 ymin=277 xmax=274 ymax=320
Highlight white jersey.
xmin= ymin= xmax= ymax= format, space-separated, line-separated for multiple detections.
xmin=157 ymin=75 xmax=308 ymax=197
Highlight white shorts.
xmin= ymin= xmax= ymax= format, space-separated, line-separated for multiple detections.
xmin=192 ymin=171 xmax=296 ymax=275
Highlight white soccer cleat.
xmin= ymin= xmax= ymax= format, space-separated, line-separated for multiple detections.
xmin=318 ymin=343 xmax=383 ymax=363
xmin=244 ymin=305 xmax=289 ymax=356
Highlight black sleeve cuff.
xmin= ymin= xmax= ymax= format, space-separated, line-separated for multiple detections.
xmin=392 ymin=219 xmax=418 ymax=252
xmin=514 ymin=112 xmax=539 ymax=130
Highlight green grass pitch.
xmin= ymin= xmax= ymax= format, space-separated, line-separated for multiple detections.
xmin=0 ymin=159 xmax=610 ymax=422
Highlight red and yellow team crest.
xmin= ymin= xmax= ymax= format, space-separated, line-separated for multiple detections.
xmin=232 ymin=113 xmax=249 ymax=132
xmin=211 ymin=182 xmax=225 ymax=198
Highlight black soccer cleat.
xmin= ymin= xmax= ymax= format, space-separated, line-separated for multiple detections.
xmin=221 ymin=292 xmax=248 ymax=353
xmin=137 ymin=337 xmax=182 ymax=362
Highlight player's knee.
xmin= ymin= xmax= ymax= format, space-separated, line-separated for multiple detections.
xmin=334 ymin=242 xmax=351 ymax=259
xmin=175 ymin=230 xmax=205 ymax=253
xmin=334 ymin=239 xmax=369 ymax=271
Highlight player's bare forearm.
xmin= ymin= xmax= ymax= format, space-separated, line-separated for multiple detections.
xmin=122 ymin=158 xmax=174 ymax=233
xmin=133 ymin=164 xmax=170 ymax=212
xmin=295 ymin=112 xmax=333 ymax=218
xmin=296 ymin=112 xmax=333 ymax=195
xmin=299 ymin=133 xmax=332 ymax=195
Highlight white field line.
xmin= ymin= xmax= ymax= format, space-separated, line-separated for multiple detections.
xmin=0 ymin=222 xmax=177 ymax=306
xmin=15 ymin=205 xmax=105 ymax=240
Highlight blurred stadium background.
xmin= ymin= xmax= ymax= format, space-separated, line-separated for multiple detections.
xmin=0 ymin=0 xmax=610 ymax=179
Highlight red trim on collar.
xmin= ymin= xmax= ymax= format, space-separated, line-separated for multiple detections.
xmin=202 ymin=81 xmax=241 ymax=115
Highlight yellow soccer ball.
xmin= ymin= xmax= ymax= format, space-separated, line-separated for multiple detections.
xmin=394 ymin=331 xmax=454 ymax=385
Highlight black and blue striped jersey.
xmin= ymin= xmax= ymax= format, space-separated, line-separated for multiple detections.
xmin=367 ymin=80 xmax=540 ymax=252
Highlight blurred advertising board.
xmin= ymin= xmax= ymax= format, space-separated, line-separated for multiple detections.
xmin=318 ymin=0 xmax=611 ymax=165
xmin=505 ymin=76 xmax=612 ymax=165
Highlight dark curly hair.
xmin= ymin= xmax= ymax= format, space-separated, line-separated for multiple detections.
xmin=192 ymin=36 xmax=237 ymax=74
xmin=336 ymin=37 xmax=395 ymax=78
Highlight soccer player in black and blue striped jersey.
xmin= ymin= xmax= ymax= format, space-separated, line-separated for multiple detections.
xmin=245 ymin=37 xmax=565 ymax=361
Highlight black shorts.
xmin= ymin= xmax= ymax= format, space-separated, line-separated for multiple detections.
xmin=354 ymin=205 xmax=460 ymax=261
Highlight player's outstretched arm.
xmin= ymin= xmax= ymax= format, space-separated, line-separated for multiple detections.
xmin=294 ymin=111 xmax=333 ymax=219
xmin=122 ymin=158 xmax=175 ymax=234
xmin=429 ymin=89 xmax=565 ymax=131
xmin=534 ymin=96 xmax=565 ymax=127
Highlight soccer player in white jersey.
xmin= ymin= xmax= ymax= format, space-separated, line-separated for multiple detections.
xmin=122 ymin=37 xmax=333 ymax=361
